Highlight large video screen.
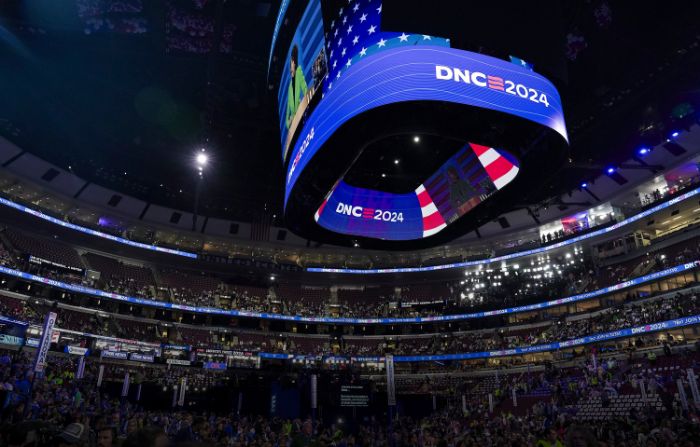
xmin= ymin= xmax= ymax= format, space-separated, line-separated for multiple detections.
xmin=314 ymin=143 xmax=518 ymax=240
xmin=277 ymin=2 xmax=565 ymax=204
xmin=423 ymin=143 xmax=518 ymax=225
xmin=277 ymin=0 xmax=327 ymax=161
xmin=277 ymin=0 xmax=451 ymax=162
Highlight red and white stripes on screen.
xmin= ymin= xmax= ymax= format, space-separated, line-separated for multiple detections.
xmin=415 ymin=184 xmax=447 ymax=237
xmin=314 ymin=198 xmax=328 ymax=222
xmin=470 ymin=143 xmax=519 ymax=190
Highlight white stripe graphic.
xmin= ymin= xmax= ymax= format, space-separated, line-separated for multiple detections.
xmin=421 ymin=202 xmax=439 ymax=217
xmin=477 ymin=148 xmax=501 ymax=167
xmin=493 ymin=166 xmax=519 ymax=189
xmin=423 ymin=223 xmax=447 ymax=237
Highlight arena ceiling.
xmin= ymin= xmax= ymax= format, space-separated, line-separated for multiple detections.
xmin=0 ymin=0 xmax=699 ymax=228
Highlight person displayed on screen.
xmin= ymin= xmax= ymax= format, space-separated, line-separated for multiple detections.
xmin=447 ymin=166 xmax=476 ymax=212
xmin=286 ymin=44 xmax=308 ymax=129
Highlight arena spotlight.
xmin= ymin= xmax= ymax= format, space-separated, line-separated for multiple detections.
xmin=638 ymin=147 xmax=650 ymax=156
xmin=413 ymin=135 xmax=420 ymax=143
xmin=195 ymin=150 xmax=208 ymax=167
xmin=671 ymin=131 xmax=680 ymax=138
xmin=580 ymin=182 xmax=588 ymax=188
xmin=394 ymin=158 xmax=400 ymax=165
xmin=606 ymin=167 xmax=616 ymax=174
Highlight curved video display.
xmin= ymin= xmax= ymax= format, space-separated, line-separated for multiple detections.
xmin=284 ymin=44 xmax=566 ymax=203
xmin=274 ymin=0 xmax=568 ymax=246
xmin=314 ymin=143 xmax=519 ymax=240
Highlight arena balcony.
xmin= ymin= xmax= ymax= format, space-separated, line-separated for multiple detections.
xmin=0 ymin=125 xmax=699 ymax=273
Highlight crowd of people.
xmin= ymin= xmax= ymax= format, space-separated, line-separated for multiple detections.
xmin=1 ymin=276 xmax=699 ymax=359
xmin=2 ymin=345 xmax=700 ymax=446
xmin=0 ymin=234 xmax=621 ymax=322
xmin=2 ymin=218 xmax=698 ymax=326
xmin=340 ymin=290 xmax=700 ymax=358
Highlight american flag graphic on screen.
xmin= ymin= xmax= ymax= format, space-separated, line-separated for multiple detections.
xmin=321 ymin=0 xmax=450 ymax=93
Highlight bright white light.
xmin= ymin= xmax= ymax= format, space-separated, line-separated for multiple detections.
xmin=413 ymin=135 xmax=420 ymax=143
xmin=196 ymin=152 xmax=208 ymax=166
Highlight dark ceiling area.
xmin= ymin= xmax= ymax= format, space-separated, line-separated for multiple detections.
xmin=1 ymin=1 xmax=699 ymax=229
xmin=343 ymin=134 xmax=465 ymax=194
xmin=0 ymin=0 xmax=280 ymax=222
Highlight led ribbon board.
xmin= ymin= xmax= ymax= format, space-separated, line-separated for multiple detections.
xmin=0 ymin=261 xmax=694 ymax=325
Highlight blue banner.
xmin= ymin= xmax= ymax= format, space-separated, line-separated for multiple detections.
xmin=0 ymin=261 xmax=695 ymax=325
xmin=65 ymin=345 xmax=89 ymax=356
xmin=259 ymin=353 xmax=293 ymax=360
xmin=101 ymin=350 xmax=128 ymax=360
xmin=203 ymin=361 xmax=227 ymax=370
xmin=0 ymin=314 xmax=29 ymax=326
xmin=130 ymin=353 xmax=154 ymax=363
xmin=33 ymin=311 xmax=57 ymax=374
xmin=162 ymin=344 xmax=191 ymax=351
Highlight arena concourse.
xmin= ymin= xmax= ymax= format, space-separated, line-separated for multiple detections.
xmin=2 ymin=1 xmax=700 ymax=446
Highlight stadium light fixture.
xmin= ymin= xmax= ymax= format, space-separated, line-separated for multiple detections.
xmin=606 ymin=166 xmax=616 ymax=174
xmin=413 ymin=135 xmax=420 ymax=143
xmin=671 ymin=131 xmax=680 ymax=138
xmin=580 ymin=182 xmax=588 ymax=188
xmin=196 ymin=152 xmax=208 ymax=167
xmin=638 ymin=147 xmax=650 ymax=156
xmin=394 ymin=158 xmax=400 ymax=165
